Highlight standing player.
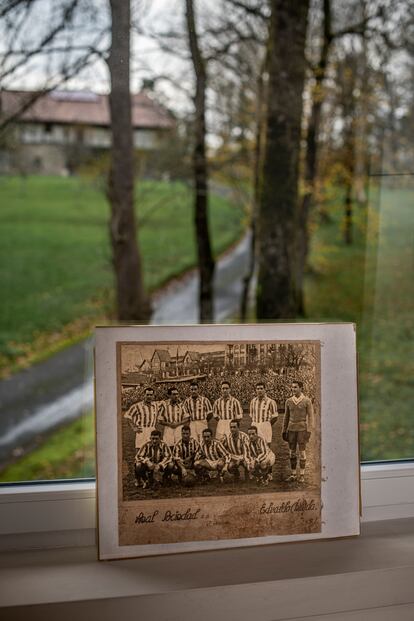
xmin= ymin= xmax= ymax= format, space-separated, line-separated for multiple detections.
xmin=282 ymin=380 xmax=314 ymax=483
xmin=212 ymin=380 xmax=243 ymax=442
xmin=183 ymin=381 xmax=213 ymax=441
xmin=172 ymin=425 xmax=200 ymax=484
xmin=194 ymin=428 xmax=229 ymax=482
xmin=159 ymin=387 xmax=190 ymax=448
xmin=223 ymin=420 xmax=250 ymax=481
xmin=135 ymin=430 xmax=173 ymax=489
xmin=249 ymin=382 xmax=278 ymax=446
xmin=124 ymin=387 xmax=160 ymax=451
xmin=247 ymin=426 xmax=275 ymax=486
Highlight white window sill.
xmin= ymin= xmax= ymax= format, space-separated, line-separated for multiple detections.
xmin=0 ymin=517 xmax=413 ymax=619
xmin=0 ymin=462 xmax=413 ymax=551
xmin=0 ymin=463 xmax=413 ymax=619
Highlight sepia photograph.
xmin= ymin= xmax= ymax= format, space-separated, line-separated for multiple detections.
xmin=116 ymin=336 xmax=322 ymax=548
xmin=120 ymin=341 xmax=320 ymax=503
xmin=95 ymin=323 xmax=359 ymax=559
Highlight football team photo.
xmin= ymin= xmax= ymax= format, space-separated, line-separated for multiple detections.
xmin=119 ymin=340 xmax=321 ymax=503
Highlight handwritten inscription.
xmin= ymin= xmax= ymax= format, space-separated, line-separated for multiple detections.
xmin=259 ymin=498 xmax=317 ymax=514
xmin=134 ymin=499 xmax=317 ymax=527
xmin=135 ymin=507 xmax=201 ymax=525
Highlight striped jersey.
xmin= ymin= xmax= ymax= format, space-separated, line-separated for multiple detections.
xmin=249 ymin=435 xmax=268 ymax=462
xmin=159 ymin=400 xmax=189 ymax=425
xmin=249 ymin=396 xmax=278 ymax=423
xmin=223 ymin=431 xmax=250 ymax=458
xmin=283 ymin=395 xmax=313 ymax=432
xmin=173 ymin=438 xmax=200 ymax=462
xmin=136 ymin=440 xmax=172 ymax=466
xmin=213 ymin=396 xmax=243 ymax=421
xmin=196 ymin=439 xmax=229 ymax=462
xmin=183 ymin=395 xmax=212 ymax=421
xmin=124 ymin=400 xmax=159 ymax=428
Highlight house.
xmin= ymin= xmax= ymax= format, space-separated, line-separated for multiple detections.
xmin=151 ymin=349 xmax=172 ymax=378
xmin=0 ymin=89 xmax=175 ymax=175
xmin=182 ymin=351 xmax=201 ymax=375
xmin=139 ymin=359 xmax=152 ymax=373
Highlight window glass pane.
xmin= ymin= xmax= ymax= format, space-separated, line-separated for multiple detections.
xmin=359 ymin=173 xmax=414 ymax=460
xmin=0 ymin=0 xmax=413 ymax=484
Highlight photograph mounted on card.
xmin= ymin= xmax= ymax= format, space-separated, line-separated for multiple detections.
xmin=95 ymin=323 xmax=360 ymax=560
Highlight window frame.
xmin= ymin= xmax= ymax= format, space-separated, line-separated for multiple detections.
xmin=0 ymin=461 xmax=413 ymax=551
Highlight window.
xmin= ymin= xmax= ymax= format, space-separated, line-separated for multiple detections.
xmin=0 ymin=0 xmax=412 ymax=495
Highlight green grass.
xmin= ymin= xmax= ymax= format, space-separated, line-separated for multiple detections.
xmin=0 ymin=412 xmax=95 ymax=482
xmin=1 ymin=182 xmax=412 ymax=482
xmin=306 ymin=185 xmax=414 ymax=460
xmin=0 ymin=176 xmax=244 ymax=372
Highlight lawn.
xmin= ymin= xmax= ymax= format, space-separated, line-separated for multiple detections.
xmin=1 ymin=182 xmax=412 ymax=482
xmin=0 ymin=176 xmax=245 ymax=374
xmin=0 ymin=412 xmax=96 ymax=482
xmin=305 ymin=183 xmax=414 ymax=461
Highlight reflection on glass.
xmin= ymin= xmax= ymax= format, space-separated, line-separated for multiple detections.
xmin=359 ymin=174 xmax=414 ymax=461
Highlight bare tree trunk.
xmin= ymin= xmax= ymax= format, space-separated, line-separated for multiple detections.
xmin=107 ymin=0 xmax=150 ymax=321
xmin=256 ymin=0 xmax=310 ymax=320
xmin=341 ymin=55 xmax=357 ymax=246
xmin=344 ymin=178 xmax=353 ymax=245
xmin=240 ymin=53 xmax=267 ymax=322
xmin=354 ymin=32 xmax=369 ymax=206
xmin=295 ymin=0 xmax=332 ymax=316
xmin=185 ymin=0 xmax=215 ymax=322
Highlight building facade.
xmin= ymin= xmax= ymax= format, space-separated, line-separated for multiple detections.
xmin=0 ymin=89 xmax=175 ymax=175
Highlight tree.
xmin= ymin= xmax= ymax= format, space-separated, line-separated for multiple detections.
xmin=0 ymin=0 xmax=107 ymax=135
xmin=107 ymin=0 xmax=150 ymax=320
xmin=185 ymin=0 xmax=215 ymax=322
xmin=256 ymin=0 xmax=310 ymax=319
xmin=295 ymin=0 xmax=333 ymax=314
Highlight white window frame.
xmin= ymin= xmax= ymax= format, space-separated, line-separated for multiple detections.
xmin=0 ymin=461 xmax=413 ymax=551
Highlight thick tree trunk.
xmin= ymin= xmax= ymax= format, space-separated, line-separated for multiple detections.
xmin=295 ymin=0 xmax=332 ymax=316
xmin=256 ymin=0 xmax=310 ymax=320
xmin=107 ymin=0 xmax=150 ymax=321
xmin=185 ymin=0 xmax=215 ymax=322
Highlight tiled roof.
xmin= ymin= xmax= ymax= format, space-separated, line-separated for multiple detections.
xmin=152 ymin=349 xmax=171 ymax=363
xmin=0 ymin=89 xmax=174 ymax=129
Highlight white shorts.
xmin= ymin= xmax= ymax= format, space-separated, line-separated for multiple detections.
xmin=259 ymin=449 xmax=275 ymax=468
xmin=195 ymin=458 xmax=222 ymax=470
xmin=190 ymin=420 xmax=208 ymax=441
xmin=255 ymin=421 xmax=273 ymax=445
xmin=215 ymin=419 xmax=231 ymax=442
xmin=163 ymin=426 xmax=182 ymax=447
xmin=135 ymin=427 xmax=155 ymax=449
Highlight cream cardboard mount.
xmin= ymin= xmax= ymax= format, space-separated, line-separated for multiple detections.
xmin=94 ymin=323 xmax=360 ymax=560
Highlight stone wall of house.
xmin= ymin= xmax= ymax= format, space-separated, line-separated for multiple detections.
xmin=8 ymin=143 xmax=69 ymax=175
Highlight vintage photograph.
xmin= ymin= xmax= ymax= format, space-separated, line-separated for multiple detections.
xmin=120 ymin=341 xmax=320 ymax=501
xmin=116 ymin=338 xmax=322 ymax=547
xmin=95 ymin=323 xmax=360 ymax=559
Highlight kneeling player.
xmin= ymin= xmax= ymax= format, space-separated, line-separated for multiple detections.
xmin=247 ymin=426 xmax=275 ymax=486
xmin=135 ymin=430 xmax=173 ymax=489
xmin=223 ymin=420 xmax=250 ymax=481
xmin=172 ymin=425 xmax=200 ymax=485
xmin=194 ymin=428 xmax=229 ymax=482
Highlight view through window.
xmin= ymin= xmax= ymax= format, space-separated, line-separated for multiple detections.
xmin=0 ymin=0 xmax=413 ymax=483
